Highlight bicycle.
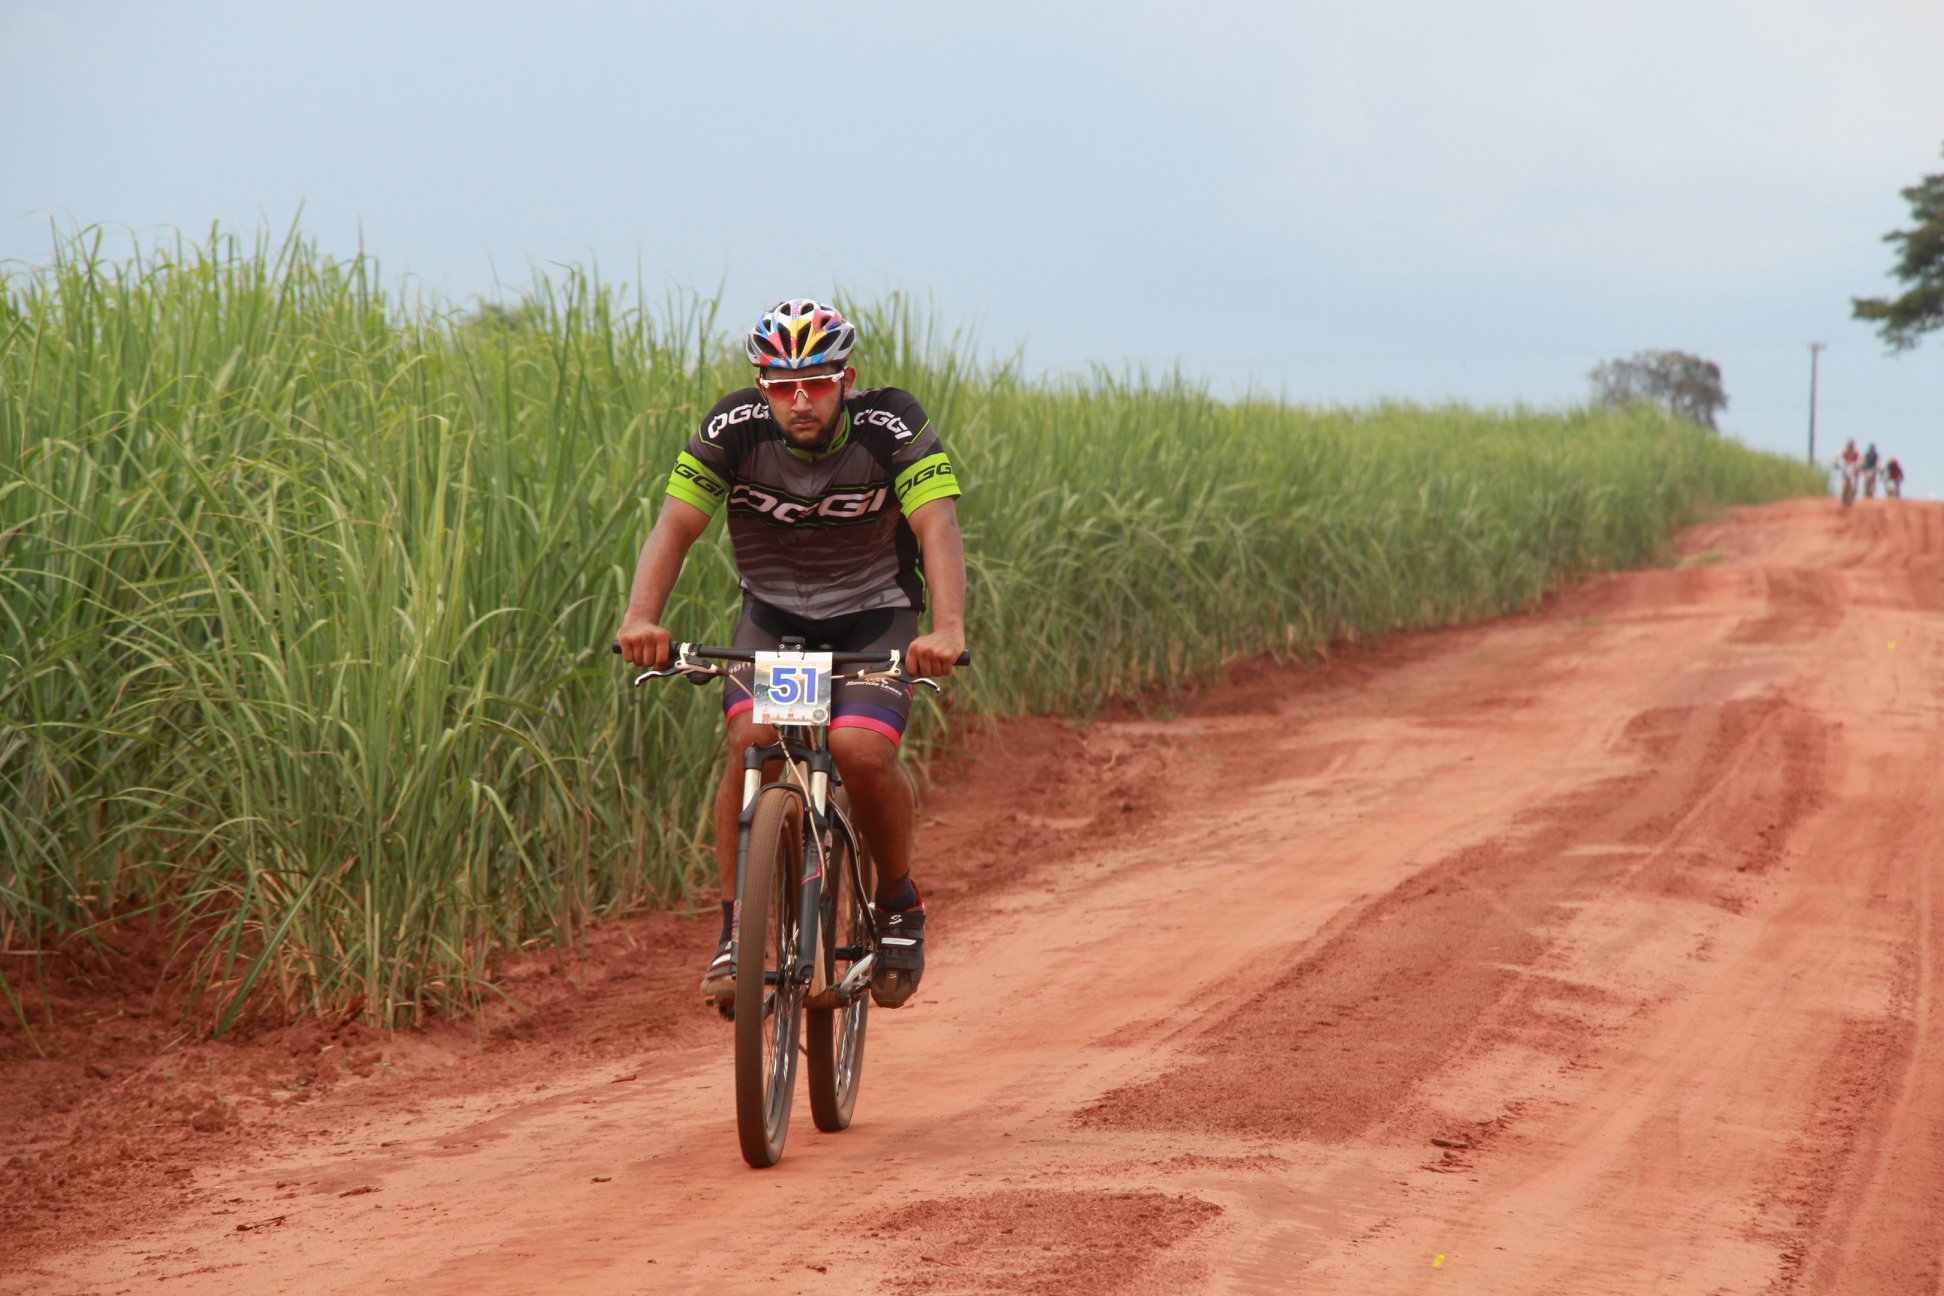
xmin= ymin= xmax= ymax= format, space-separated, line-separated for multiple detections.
xmin=622 ymin=638 xmax=966 ymax=1167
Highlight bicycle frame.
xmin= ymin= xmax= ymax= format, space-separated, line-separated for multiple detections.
xmin=732 ymin=722 xmax=877 ymax=1006
xmin=621 ymin=637 xmax=935 ymax=1004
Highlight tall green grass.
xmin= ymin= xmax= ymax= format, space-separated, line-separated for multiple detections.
xmin=1 ymin=227 xmax=1825 ymax=1031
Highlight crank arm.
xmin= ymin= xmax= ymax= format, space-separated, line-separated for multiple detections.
xmin=803 ymin=954 xmax=875 ymax=1011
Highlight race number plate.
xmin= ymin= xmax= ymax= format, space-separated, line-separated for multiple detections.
xmin=751 ymin=651 xmax=832 ymax=725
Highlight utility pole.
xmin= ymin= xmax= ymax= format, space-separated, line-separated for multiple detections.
xmin=1807 ymin=342 xmax=1825 ymax=464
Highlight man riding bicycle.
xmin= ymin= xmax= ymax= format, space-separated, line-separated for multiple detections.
xmin=615 ymin=300 xmax=966 ymax=1010
xmin=1836 ymin=439 xmax=1861 ymax=503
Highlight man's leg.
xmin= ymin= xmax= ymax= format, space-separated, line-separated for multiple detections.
xmin=829 ymin=726 xmax=926 ymax=1007
xmin=828 ymin=727 xmax=913 ymax=887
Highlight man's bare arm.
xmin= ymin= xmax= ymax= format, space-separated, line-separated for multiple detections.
xmin=616 ymin=497 xmax=713 ymax=667
xmin=905 ymin=497 xmax=966 ymax=677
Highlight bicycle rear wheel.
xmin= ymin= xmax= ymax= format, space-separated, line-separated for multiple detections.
xmin=735 ymin=787 xmax=804 ymax=1168
xmin=808 ymin=787 xmax=873 ymax=1132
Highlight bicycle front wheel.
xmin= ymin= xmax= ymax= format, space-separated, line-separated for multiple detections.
xmin=808 ymin=787 xmax=873 ymax=1132
xmin=735 ymin=787 xmax=804 ymax=1168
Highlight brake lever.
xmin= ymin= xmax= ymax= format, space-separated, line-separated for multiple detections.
xmin=630 ymin=653 xmax=724 ymax=688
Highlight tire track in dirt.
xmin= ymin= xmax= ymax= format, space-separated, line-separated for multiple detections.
xmin=1774 ymin=501 xmax=1944 ymax=1293
xmin=1280 ymin=501 xmax=1944 ymax=1294
xmin=1076 ymin=527 xmax=1845 ymax=1153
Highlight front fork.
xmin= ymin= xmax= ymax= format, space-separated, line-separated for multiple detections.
xmin=732 ymin=737 xmax=834 ymax=992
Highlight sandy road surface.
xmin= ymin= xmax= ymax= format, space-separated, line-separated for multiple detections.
xmin=11 ymin=498 xmax=1944 ymax=1295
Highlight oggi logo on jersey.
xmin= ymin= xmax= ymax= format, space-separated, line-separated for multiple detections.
xmin=855 ymin=408 xmax=915 ymax=440
xmin=730 ymin=483 xmax=890 ymax=525
xmin=706 ymin=402 xmax=768 ymax=440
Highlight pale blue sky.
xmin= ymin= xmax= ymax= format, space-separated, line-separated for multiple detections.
xmin=5 ymin=0 xmax=1943 ymax=480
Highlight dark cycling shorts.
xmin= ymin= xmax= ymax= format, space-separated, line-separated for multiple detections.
xmin=722 ymin=597 xmax=917 ymax=746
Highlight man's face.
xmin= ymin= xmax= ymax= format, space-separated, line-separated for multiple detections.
xmin=757 ymin=362 xmax=853 ymax=448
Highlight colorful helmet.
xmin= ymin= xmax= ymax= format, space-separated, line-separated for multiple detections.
xmin=746 ymin=299 xmax=857 ymax=370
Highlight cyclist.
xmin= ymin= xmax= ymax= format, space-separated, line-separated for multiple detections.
xmin=1836 ymin=439 xmax=1860 ymax=502
xmin=1886 ymin=456 xmax=1905 ymax=498
xmin=615 ymin=300 xmax=966 ymax=1011
xmin=1862 ymin=442 xmax=1881 ymax=497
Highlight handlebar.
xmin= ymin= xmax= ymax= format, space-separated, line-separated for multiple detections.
xmin=614 ymin=641 xmax=969 ymax=666
xmin=611 ymin=640 xmax=970 ymax=687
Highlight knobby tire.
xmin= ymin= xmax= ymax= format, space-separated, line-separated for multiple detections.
xmin=807 ymin=787 xmax=873 ymax=1132
xmin=735 ymin=788 xmax=804 ymax=1168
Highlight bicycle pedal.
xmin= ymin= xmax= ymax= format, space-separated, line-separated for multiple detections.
xmin=715 ymin=999 xmax=735 ymax=1021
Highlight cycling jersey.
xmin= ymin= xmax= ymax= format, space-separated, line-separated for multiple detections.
xmin=664 ymin=386 xmax=961 ymax=621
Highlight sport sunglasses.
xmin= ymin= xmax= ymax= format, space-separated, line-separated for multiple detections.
xmin=756 ymin=372 xmax=846 ymax=399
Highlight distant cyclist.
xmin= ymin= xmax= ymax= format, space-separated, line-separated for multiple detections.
xmin=1836 ymin=439 xmax=1861 ymax=505
xmin=1862 ymin=442 xmax=1881 ymax=498
xmin=1886 ymin=456 xmax=1905 ymax=499
xmin=615 ymin=300 xmax=967 ymax=1010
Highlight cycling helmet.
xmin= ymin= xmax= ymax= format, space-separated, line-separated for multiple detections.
xmin=746 ymin=299 xmax=857 ymax=370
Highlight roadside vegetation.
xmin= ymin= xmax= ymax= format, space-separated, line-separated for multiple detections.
xmin=1 ymin=229 xmax=1827 ymax=1033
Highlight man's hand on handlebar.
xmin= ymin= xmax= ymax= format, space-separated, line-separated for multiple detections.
xmin=906 ymin=628 xmax=966 ymax=679
xmin=616 ymin=618 xmax=673 ymax=669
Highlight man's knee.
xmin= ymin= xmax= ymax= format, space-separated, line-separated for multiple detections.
xmin=718 ymin=718 xmax=778 ymax=790
xmin=829 ymin=727 xmax=902 ymax=783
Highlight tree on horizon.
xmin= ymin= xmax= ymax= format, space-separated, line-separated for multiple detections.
xmin=1588 ymin=350 xmax=1728 ymax=431
xmin=1853 ymin=144 xmax=1944 ymax=352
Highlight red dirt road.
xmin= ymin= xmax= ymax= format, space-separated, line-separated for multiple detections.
xmin=8 ymin=498 xmax=1944 ymax=1294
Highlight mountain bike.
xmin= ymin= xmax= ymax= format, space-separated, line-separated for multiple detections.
xmin=623 ymin=639 xmax=966 ymax=1167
